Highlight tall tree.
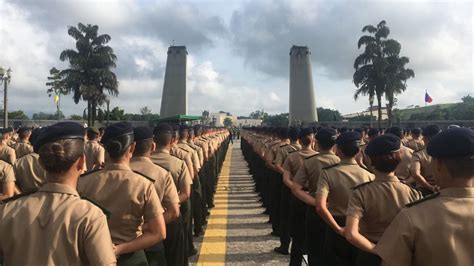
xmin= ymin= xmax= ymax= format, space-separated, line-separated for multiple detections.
xmin=385 ymin=56 xmax=414 ymax=125
xmin=354 ymin=20 xmax=393 ymax=127
xmin=59 ymin=23 xmax=118 ymax=126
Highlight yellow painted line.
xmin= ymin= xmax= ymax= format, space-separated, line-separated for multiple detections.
xmin=197 ymin=145 xmax=233 ymax=265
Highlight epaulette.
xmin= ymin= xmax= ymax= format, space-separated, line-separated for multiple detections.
xmin=133 ymin=170 xmax=155 ymax=183
xmin=352 ymin=181 xmax=373 ymax=190
xmin=322 ymin=163 xmax=340 ymax=170
xmin=360 ymin=165 xmax=372 ymax=173
xmin=406 ymin=192 xmax=440 ymax=207
xmin=80 ymin=168 xmax=102 ymax=177
xmin=280 ymin=144 xmax=289 ymax=148
xmin=305 ymin=154 xmax=320 ymax=160
xmin=178 ymin=147 xmax=189 ymax=152
xmin=1 ymin=189 xmax=38 ymax=204
xmin=153 ymin=162 xmax=170 ymax=172
xmin=81 ymin=196 xmax=112 ymax=219
xmin=413 ymin=147 xmax=425 ymax=153
xmin=0 ymin=159 xmax=13 ymax=166
xmin=288 ymin=150 xmax=298 ymax=154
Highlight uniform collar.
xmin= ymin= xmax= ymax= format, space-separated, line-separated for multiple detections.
xmin=440 ymin=187 xmax=474 ymax=198
xmin=104 ymin=163 xmax=132 ymax=171
xmin=374 ymin=174 xmax=399 ymax=182
xmin=178 ymin=140 xmax=188 ymax=144
xmin=155 ymin=148 xmax=170 ymax=154
xmin=131 ymin=156 xmax=152 ymax=163
xmin=340 ymin=158 xmax=358 ymax=165
xmin=39 ymin=183 xmax=79 ymax=197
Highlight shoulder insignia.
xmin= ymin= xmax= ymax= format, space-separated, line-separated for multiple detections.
xmin=81 ymin=196 xmax=112 ymax=219
xmin=360 ymin=165 xmax=372 ymax=173
xmin=1 ymin=189 xmax=38 ymax=204
xmin=288 ymin=150 xmax=298 ymax=154
xmin=80 ymin=168 xmax=102 ymax=177
xmin=178 ymin=147 xmax=188 ymax=152
xmin=406 ymin=192 xmax=440 ymax=207
xmin=352 ymin=181 xmax=373 ymax=190
xmin=153 ymin=162 xmax=170 ymax=172
xmin=133 ymin=170 xmax=155 ymax=183
xmin=413 ymin=147 xmax=425 ymax=153
xmin=322 ymin=163 xmax=340 ymax=170
xmin=280 ymin=144 xmax=289 ymax=148
xmin=305 ymin=154 xmax=320 ymax=160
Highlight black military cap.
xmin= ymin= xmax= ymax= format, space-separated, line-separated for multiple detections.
xmin=367 ymin=128 xmax=379 ymax=137
xmin=101 ymin=122 xmax=133 ymax=144
xmin=154 ymin=123 xmax=173 ymax=135
xmin=427 ymin=128 xmax=474 ymax=158
xmin=34 ymin=122 xmax=84 ymax=151
xmin=336 ymin=131 xmax=361 ymax=146
xmin=172 ymin=125 xmax=180 ymax=133
xmin=340 ymin=127 xmax=348 ymax=133
xmin=87 ymin=127 xmax=100 ymax=135
xmin=316 ymin=127 xmax=337 ymax=142
xmin=365 ymin=134 xmax=401 ymax=156
xmin=134 ymin=126 xmax=153 ymax=142
xmin=412 ymin=128 xmax=422 ymax=135
xmin=354 ymin=128 xmax=364 ymax=134
xmin=289 ymin=127 xmax=300 ymax=140
xmin=299 ymin=127 xmax=314 ymax=138
xmin=385 ymin=127 xmax=403 ymax=139
xmin=17 ymin=127 xmax=31 ymax=135
xmin=422 ymin=125 xmax=441 ymax=137
xmin=179 ymin=124 xmax=189 ymax=133
xmin=279 ymin=127 xmax=289 ymax=138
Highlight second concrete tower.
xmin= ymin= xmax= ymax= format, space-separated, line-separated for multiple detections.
xmin=289 ymin=45 xmax=318 ymax=125
xmin=160 ymin=46 xmax=188 ymax=118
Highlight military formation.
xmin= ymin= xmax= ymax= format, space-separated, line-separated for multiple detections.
xmin=241 ymin=125 xmax=473 ymax=266
xmin=0 ymin=122 xmax=229 ymax=265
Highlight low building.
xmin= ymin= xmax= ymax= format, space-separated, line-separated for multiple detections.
xmin=209 ymin=112 xmax=237 ymax=127
xmin=236 ymin=118 xmax=262 ymax=127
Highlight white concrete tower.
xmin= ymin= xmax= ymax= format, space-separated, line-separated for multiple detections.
xmin=289 ymin=45 xmax=318 ymax=125
xmin=160 ymin=46 xmax=188 ymax=118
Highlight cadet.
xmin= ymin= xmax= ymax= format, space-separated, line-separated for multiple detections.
xmin=410 ymin=124 xmax=440 ymax=195
xmin=0 ymin=129 xmax=16 ymax=164
xmin=14 ymin=127 xmax=33 ymax=159
xmin=385 ymin=127 xmax=414 ymax=181
xmin=375 ymin=127 xmax=474 ymax=266
xmin=345 ymin=134 xmax=422 ymax=266
xmin=282 ymin=127 xmax=317 ymax=265
xmin=130 ymin=126 xmax=180 ymax=266
xmin=315 ymin=131 xmax=374 ymax=266
xmin=273 ymin=127 xmax=301 ymax=255
xmin=84 ymin=127 xmax=105 ymax=171
xmin=405 ymin=128 xmax=424 ymax=151
xmin=14 ymin=128 xmax=47 ymax=192
xmin=0 ymin=122 xmax=116 ymax=265
xmin=0 ymin=159 xmax=15 ymax=200
xmin=151 ymin=123 xmax=192 ymax=266
xmin=292 ymin=127 xmax=340 ymax=265
xmin=77 ymin=122 xmax=166 ymax=265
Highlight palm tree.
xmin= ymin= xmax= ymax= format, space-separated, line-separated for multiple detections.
xmin=59 ymin=23 xmax=118 ymax=126
xmin=354 ymin=20 xmax=391 ymax=127
xmin=385 ymin=56 xmax=414 ymax=126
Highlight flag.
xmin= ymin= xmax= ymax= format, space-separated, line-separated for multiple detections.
xmin=54 ymin=95 xmax=59 ymax=104
xmin=425 ymin=92 xmax=433 ymax=103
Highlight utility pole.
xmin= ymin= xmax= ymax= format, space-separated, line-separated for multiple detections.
xmin=0 ymin=67 xmax=12 ymax=128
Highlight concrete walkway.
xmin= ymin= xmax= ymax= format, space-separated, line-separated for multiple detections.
xmin=191 ymin=140 xmax=289 ymax=265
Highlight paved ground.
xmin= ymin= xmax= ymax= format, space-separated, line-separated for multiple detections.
xmin=191 ymin=140 xmax=289 ymax=265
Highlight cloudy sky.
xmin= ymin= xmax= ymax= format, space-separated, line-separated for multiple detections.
xmin=0 ymin=0 xmax=472 ymax=118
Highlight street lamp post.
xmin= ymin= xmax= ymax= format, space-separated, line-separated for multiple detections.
xmin=0 ymin=67 xmax=12 ymax=128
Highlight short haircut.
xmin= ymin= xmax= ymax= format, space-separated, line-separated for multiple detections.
xmin=300 ymin=134 xmax=312 ymax=146
xmin=154 ymin=133 xmax=172 ymax=147
xmin=87 ymin=131 xmax=99 ymax=140
xmin=338 ymin=145 xmax=360 ymax=157
xmin=442 ymin=157 xmax=473 ymax=179
xmin=133 ymin=139 xmax=153 ymax=156
xmin=19 ymin=129 xmax=31 ymax=139
xmin=369 ymin=152 xmax=401 ymax=173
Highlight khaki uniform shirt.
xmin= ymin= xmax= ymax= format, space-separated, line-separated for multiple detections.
xmin=346 ymin=175 xmax=422 ymax=242
xmin=316 ymin=158 xmax=374 ymax=216
xmin=77 ymin=163 xmax=163 ymax=244
xmin=405 ymin=138 xmax=424 ymax=151
xmin=151 ymin=150 xmax=193 ymax=194
xmin=178 ymin=141 xmax=201 ymax=173
xmin=84 ymin=140 xmax=105 ymax=171
xmin=0 ymin=144 xmax=16 ymax=165
xmin=410 ymin=148 xmax=434 ymax=185
xmin=396 ymin=145 xmax=413 ymax=180
xmin=14 ymin=141 xmax=33 ymax=159
xmin=0 ymin=183 xmax=116 ymax=265
xmin=171 ymin=145 xmax=194 ymax=177
xmin=130 ymin=156 xmax=180 ymax=209
xmin=189 ymin=141 xmax=204 ymax=166
xmin=14 ymin=153 xmax=47 ymax=192
xmin=274 ymin=143 xmax=301 ymax=166
xmin=0 ymin=160 xmax=15 ymax=193
xmin=375 ymin=188 xmax=474 ymax=266
xmin=293 ymin=151 xmax=340 ymax=195
xmin=282 ymin=149 xmax=317 ymax=179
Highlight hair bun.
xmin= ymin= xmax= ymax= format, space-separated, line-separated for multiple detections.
xmin=107 ymin=140 xmax=123 ymax=154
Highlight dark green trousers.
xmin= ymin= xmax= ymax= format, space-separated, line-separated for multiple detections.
xmin=117 ymin=250 xmax=148 ymax=266
xmin=145 ymin=241 xmax=167 ymax=266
